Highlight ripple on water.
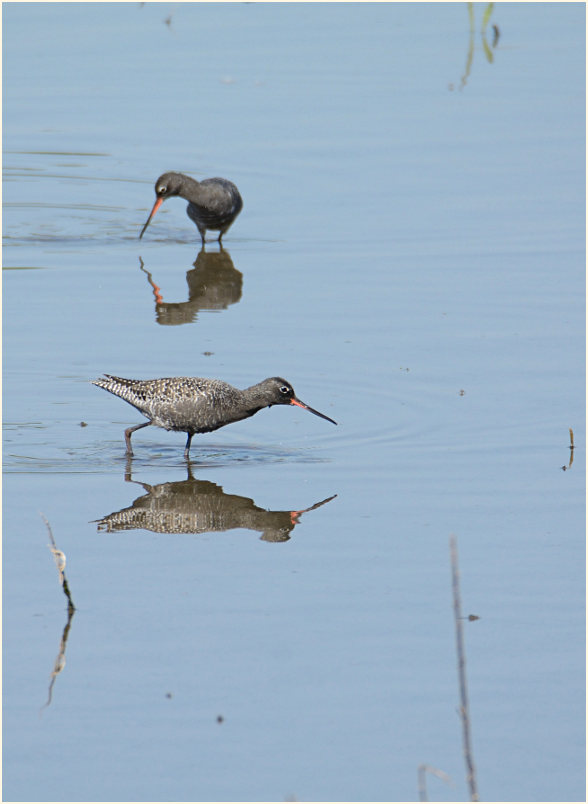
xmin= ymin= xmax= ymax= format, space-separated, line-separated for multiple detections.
xmin=2 ymin=441 xmax=332 ymax=474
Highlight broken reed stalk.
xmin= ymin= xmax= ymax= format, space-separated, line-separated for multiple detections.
xmin=450 ymin=534 xmax=479 ymax=802
xmin=41 ymin=514 xmax=75 ymax=612
xmin=563 ymin=428 xmax=575 ymax=470
xmin=417 ymin=763 xmax=453 ymax=802
xmin=40 ymin=514 xmax=77 ymax=712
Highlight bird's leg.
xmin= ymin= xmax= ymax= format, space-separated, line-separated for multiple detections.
xmin=184 ymin=433 xmax=193 ymax=460
xmin=124 ymin=422 xmax=151 ymax=455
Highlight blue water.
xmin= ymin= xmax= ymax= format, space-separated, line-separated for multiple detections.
xmin=3 ymin=3 xmax=585 ymax=802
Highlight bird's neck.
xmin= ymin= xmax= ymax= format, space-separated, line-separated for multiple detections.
xmin=243 ymin=381 xmax=271 ymax=406
xmin=177 ymin=174 xmax=202 ymax=200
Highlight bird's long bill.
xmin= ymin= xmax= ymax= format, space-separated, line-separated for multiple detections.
xmin=139 ymin=197 xmax=163 ymax=239
xmin=290 ymin=397 xmax=337 ymax=425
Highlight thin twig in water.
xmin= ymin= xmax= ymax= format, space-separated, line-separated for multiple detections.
xmin=40 ymin=606 xmax=75 ymax=711
xmin=40 ymin=514 xmax=76 ymax=712
xmin=41 ymin=514 xmax=75 ymax=611
xmin=417 ymin=763 xmax=453 ymax=802
xmin=563 ymin=428 xmax=575 ymax=470
xmin=450 ymin=534 xmax=479 ymax=801
xmin=568 ymin=427 xmax=575 ymax=469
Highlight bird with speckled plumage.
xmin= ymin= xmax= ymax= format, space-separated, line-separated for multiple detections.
xmin=93 ymin=375 xmax=336 ymax=459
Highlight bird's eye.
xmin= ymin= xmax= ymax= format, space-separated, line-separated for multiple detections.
xmin=279 ymin=385 xmax=290 ymax=395
xmin=158 ymin=185 xmax=167 ymax=195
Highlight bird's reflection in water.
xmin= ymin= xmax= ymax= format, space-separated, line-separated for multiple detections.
xmin=95 ymin=461 xmax=336 ymax=543
xmin=139 ymin=248 xmax=242 ymax=326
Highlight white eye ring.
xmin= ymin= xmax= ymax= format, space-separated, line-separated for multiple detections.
xmin=279 ymin=385 xmax=290 ymax=395
xmin=158 ymin=185 xmax=167 ymax=194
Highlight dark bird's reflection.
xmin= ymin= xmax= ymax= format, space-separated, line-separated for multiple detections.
xmin=95 ymin=463 xmax=337 ymax=543
xmin=139 ymin=248 xmax=242 ymax=326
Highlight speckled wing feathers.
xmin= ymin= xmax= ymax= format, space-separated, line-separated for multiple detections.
xmin=92 ymin=375 xmax=246 ymax=434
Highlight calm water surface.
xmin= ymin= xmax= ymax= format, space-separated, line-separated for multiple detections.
xmin=3 ymin=3 xmax=585 ymax=802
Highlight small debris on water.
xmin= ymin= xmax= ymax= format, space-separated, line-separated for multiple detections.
xmin=217 ymin=715 xmax=224 ymax=723
xmin=80 ymin=421 xmax=88 ymax=427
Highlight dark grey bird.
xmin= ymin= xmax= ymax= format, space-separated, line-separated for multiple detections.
xmin=139 ymin=171 xmax=243 ymax=244
xmin=93 ymin=375 xmax=337 ymax=458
